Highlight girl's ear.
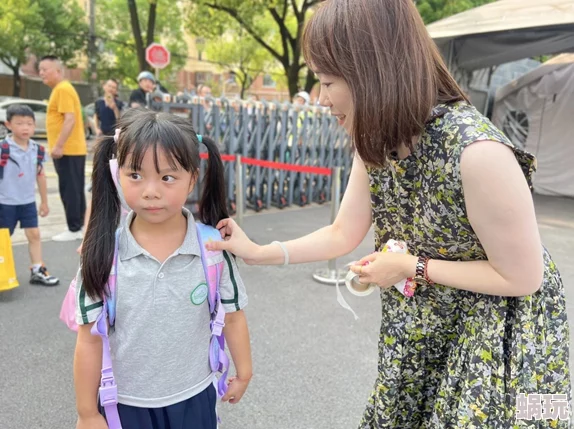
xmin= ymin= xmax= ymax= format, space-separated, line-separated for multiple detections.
xmin=188 ymin=172 xmax=198 ymax=194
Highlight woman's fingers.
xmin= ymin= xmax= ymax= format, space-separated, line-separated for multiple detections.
xmin=350 ymin=263 xmax=370 ymax=277
xmin=357 ymin=252 xmax=377 ymax=265
xmin=216 ymin=218 xmax=234 ymax=236
xmin=349 ymin=253 xmax=376 ymax=276
xmin=205 ymin=239 xmax=231 ymax=251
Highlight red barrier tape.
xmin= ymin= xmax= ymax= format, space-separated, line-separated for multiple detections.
xmin=199 ymin=153 xmax=332 ymax=176
xmin=200 ymin=153 xmax=235 ymax=162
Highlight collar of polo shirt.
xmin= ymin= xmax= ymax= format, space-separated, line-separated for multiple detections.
xmin=119 ymin=208 xmax=202 ymax=261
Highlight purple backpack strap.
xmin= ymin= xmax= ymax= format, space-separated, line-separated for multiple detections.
xmin=91 ymin=230 xmax=122 ymax=429
xmin=195 ymin=222 xmax=230 ymax=398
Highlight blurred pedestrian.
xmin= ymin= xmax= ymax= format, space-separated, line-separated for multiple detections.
xmin=94 ymin=79 xmax=123 ymax=137
xmin=39 ymin=55 xmax=86 ymax=242
xmin=0 ymin=105 xmax=59 ymax=285
xmin=129 ymin=71 xmax=155 ymax=108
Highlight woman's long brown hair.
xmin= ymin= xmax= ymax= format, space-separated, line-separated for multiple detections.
xmin=303 ymin=0 xmax=468 ymax=166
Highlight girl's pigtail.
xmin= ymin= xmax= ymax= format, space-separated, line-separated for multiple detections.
xmin=199 ymin=135 xmax=229 ymax=227
xmin=81 ymin=135 xmax=120 ymax=301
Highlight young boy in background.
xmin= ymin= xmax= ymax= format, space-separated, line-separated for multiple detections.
xmin=0 ymin=105 xmax=59 ymax=286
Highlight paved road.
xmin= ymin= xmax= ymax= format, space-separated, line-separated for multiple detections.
xmin=1 ymin=196 xmax=573 ymax=429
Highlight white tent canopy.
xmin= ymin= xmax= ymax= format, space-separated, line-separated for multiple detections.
xmin=491 ymin=54 xmax=574 ymax=197
xmin=427 ymin=0 xmax=574 ymax=71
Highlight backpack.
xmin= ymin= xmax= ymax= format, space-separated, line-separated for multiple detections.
xmin=0 ymin=139 xmax=45 ymax=180
xmin=59 ymin=223 xmax=229 ymax=429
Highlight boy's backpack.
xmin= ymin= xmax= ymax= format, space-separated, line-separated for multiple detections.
xmin=0 ymin=139 xmax=45 ymax=180
xmin=59 ymin=223 xmax=229 ymax=429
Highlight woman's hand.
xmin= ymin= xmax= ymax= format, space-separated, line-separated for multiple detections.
xmin=349 ymin=252 xmax=417 ymax=289
xmin=205 ymin=218 xmax=261 ymax=264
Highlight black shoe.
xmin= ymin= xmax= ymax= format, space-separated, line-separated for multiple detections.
xmin=30 ymin=266 xmax=60 ymax=286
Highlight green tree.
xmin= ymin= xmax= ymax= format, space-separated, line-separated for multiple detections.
xmin=416 ymin=0 xmax=497 ymax=24
xmin=205 ymin=28 xmax=274 ymax=99
xmin=187 ymin=0 xmax=320 ymax=98
xmin=0 ymin=0 xmax=87 ymax=97
xmin=96 ymin=0 xmax=187 ymax=88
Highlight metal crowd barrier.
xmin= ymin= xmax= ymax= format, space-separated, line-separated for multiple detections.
xmin=147 ymin=95 xmax=354 ymax=285
xmin=147 ymin=96 xmax=353 ymax=215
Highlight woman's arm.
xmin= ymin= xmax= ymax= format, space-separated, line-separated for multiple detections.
xmin=419 ymin=141 xmax=543 ymax=296
xmin=352 ymin=141 xmax=543 ymax=297
xmin=74 ymin=324 xmax=103 ymax=418
xmin=208 ymin=155 xmax=373 ymax=265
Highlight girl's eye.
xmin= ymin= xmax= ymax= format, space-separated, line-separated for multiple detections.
xmin=162 ymin=175 xmax=176 ymax=183
xmin=321 ymin=82 xmax=332 ymax=88
xmin=129 ymin=173 xmax=141 ymax=180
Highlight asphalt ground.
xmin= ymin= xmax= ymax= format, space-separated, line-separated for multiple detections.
xmin=1 ymin=195 xmax=573 ymax=429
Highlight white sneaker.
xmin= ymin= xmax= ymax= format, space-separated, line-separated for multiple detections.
xmin=52 ymin=230 xmax=83 ymax=242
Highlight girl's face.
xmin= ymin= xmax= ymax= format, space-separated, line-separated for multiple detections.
xmin=120 ymin=147 xmax=195 ymax=225
xmin=316 ymin=73 xmax=354 ymax=134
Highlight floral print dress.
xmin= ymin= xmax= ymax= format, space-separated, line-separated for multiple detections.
xmin=359 ymin=102 xmax=571 ymax=429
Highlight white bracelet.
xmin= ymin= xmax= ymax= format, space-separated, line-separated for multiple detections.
xmin=271 ymin=241 xmax=289 ymax=266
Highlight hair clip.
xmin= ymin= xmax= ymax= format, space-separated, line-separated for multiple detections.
xmin=197 ymin=134 xmax=202 ymax=143
xmin=114 ymin=128 xmax=121 ymax=143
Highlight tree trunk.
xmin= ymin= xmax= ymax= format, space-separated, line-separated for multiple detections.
xmin=146 ymin=0 xmax=157 ymax=47
xmin=304 ymin=67 xmax=317 ymax=95
xmin=237 ymin=69 xmax=248 ymax=99
xmin=127 ymin=0 xmax=148 ymax=72
xmin=240 ymin=79 xmax=247 ymax=99
xmin=12 ymin=64 xmax=21 ymax=98
xmin=287 ymin=64 xmax=300 ymax=99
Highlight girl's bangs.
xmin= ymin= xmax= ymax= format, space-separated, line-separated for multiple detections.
xmin=117 ymin=117 xmax=196 ymax=173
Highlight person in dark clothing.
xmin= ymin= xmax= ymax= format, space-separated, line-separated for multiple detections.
xmin=129 ymin=71 xmax=155 ymax=108
xmin=94 ymin=79 xmax=123 ymax=136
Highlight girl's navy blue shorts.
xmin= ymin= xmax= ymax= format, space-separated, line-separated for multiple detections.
xmin=100 ymin=384 xmax=217 ymax=429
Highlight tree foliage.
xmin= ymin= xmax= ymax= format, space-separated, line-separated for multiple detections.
xmin=0 ymin=0 xmax=87 ymax=96
xmin=95 ymin=0 xmax=187 ymax=89
xmin=416 ymin=0 xmax=497 ymax=24
xmin=187 ymin=0 xmax=320 ymax=98
xmin=205 ymin=25 xmax=276 ymax=98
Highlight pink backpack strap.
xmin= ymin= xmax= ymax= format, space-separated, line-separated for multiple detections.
xmin=195 ymin=222 xmax=230 ymax=398
xmin=91 ymin=229 xmax=122 ymax=429
xmin=108 ymin=158 xmax=130 ymax=219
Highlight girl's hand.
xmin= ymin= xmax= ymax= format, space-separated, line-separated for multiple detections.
xmin=349 ymin=252 xmax=417 ymax=289
xmin=76 ymin=414 xmax=108 ymax=429
xmin=222 ymin=375 xmax=251 ymax=404
xmin=205 ymin=218 xmax=261 ymax=264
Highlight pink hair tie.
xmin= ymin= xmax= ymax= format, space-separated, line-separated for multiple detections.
xmin=114 ymin=128 xmax=121 ymax=143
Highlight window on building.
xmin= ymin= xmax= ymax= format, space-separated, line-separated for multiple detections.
xmin=263 ymin=74 xmax=276 ymax=88
xmin=195 ymin=72 xmax=212 ymax=85
xmin=196 ymin=37 xmax=206 ymax=62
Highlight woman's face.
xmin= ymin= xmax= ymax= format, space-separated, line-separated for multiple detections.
xmin=316 ymin=73 xmax=354 ymax=134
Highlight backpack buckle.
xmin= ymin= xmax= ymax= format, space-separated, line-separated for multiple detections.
xmin=99 ymin=376 xmax=118 ymax=406
xmin=211 ymin=318 xmax=225 ymax=337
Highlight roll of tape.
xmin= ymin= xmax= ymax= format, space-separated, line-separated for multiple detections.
xmin=345 ymin=270 xmax=377 ymax=297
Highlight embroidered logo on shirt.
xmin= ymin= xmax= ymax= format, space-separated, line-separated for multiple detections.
xmin=190 ymin=282 xmax=208 ymax=305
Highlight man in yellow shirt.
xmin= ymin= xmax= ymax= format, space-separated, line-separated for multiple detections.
xmin=39 ymin=55 xmax=87 ymax=242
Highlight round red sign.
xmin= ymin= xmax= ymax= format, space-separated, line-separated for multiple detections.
xmin=145 ymin=43 xmax=171 ymax=69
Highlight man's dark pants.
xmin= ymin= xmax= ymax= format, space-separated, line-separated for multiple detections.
xmin=53 ymin=155 xmax=86 ymax=232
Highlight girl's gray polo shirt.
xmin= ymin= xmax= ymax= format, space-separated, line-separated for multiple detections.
xmin=74 ymin=208 xmax=248 ymax=408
